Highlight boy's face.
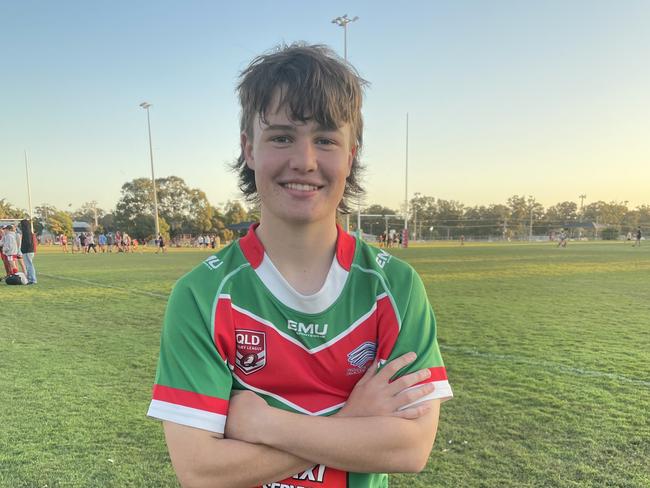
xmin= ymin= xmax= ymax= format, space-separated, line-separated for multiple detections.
xmin=242 ymin=92 xmax=355 ymax=226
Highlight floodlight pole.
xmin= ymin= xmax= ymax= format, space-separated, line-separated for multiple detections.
xmin=404 ymin=113 xmax=409 ymax=232
xmin=140 ymin=102 xmax=160 ymax=238
xmin=24 ymin=150 xmax=34 ymax=232
xmin=332 ymin=14 xmax=359 ymax=235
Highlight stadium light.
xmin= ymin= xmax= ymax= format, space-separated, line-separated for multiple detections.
xmin=404 ymin=113 xmax=409 ymax=236
xmin=140 ymin=102 xmax=160 ymax=239
xmin=331 ymin=14 xmax=359 ymax=61
xmin=331 ymin=14 xmax=360 ymax=235
xmin=24 ymin=150 xmax=34 ymax=232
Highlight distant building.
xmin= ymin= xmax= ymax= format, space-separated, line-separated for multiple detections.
xmin=73 ymin=221 xmax=93 ymax=233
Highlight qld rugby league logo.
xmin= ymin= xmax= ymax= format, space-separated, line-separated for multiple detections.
xmin=235 ymin=329 xmax=266 ymax=375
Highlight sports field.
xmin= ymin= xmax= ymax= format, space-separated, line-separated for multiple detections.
xmin=1 ymin=242 xmax=648 ymax=487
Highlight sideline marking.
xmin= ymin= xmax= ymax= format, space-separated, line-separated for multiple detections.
xmin=39 ymin=273 xmax=169 ymax=300
xmin=440 ymin=345 xmax=650 ymax=387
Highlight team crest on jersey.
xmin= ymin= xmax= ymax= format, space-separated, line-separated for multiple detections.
xmin=346 ymin=341 xmax=376 ymax=375
xmin=235 ymin=329 xmax=266 ymax=374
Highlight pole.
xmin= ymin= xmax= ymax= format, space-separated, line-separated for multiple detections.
xmin=404 ymin=113 xmax=409 ymax=231
xmin=413 ymin=206 xmax=417 ymax=240
xmin=143 ymin=105 xmax=160 ymax=238
xmin=529 ymin=207 xmax=534 ymax=242
xmin=24 ymin=150 xmax=34 ymax=232
xmin=332 ymin=15 xmax=359 ymax=236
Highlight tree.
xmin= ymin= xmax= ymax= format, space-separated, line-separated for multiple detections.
xmin=187 ymin=189 xmax=213 ymax=235
xmin=506 ymin=195 xmax=544 ymax=239
xmin=0 ymin=199 xmax=23 ymax=219
xmin=99 ymin=213 xmax=116 ymax=233
xmin=463 ymin=204 xmax=510 ymax=239
xmin=247 ymin=204 xmax=261 ymax=223
xmin=115 ymin=178 xmax=155 ymax=220
xmin=434 ymin=199 xmax=465 ymax=239
xmin=582 ymin=201 xmax=630 ymax=233
xmin=210 ymin=206 xmax=226 ymax=238
xmin=48 ymin=210 xmax=74 ymax=237
xmin=223 ymin=200 xmax=248 ymax=226
xmin=35 ymin=203 xmax=59 ymax=226
xmin=71 ymin=201 xmax=105 ymax=227
xmin=545 ymin=201 xmax=578 ymax=225
xmin=114 ymin=176 xmax=215 ymax=238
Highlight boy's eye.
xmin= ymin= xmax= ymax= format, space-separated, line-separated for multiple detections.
xmin=271 ymin=136 xmax=292 ymax=144
xmin=316 ymin=138 xmax=336 ymax=145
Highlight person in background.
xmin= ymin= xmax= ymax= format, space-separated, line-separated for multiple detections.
xmin=156 ymin=233 xmax=166 ymax=254
xmin=2 ymin=224 xmax=19 ymax=274
xmin=15 ymin=230 xmax=28 ymax=275
xmin=60 ymin=233 xmax=69 ymax=253
xmin=98 ymin=232 xmax=107 ymax=252
xmin=634 ymin=226 xmax=642 ymax=247
xmin=19 ymin=219 xmax=37 ymax=285
xmin=86 ymin=232 xmax=97 ymax=253
xmin=0 ymin=226 xmax=13 ymax=280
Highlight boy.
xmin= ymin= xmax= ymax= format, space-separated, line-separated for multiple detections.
xmin=148 ymin=43 xmax=452 ymax=488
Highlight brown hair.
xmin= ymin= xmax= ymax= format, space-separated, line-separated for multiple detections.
xmin=232 ymin=43 xmax=367 ymax=213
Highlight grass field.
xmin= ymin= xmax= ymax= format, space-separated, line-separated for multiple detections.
xmin=1 ymin=242 xmax=649 ymax=487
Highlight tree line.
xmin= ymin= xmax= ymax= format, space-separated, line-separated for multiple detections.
xmin=1 ymin=178 xmax=648 ymax=241
xmin=365 ymin=194 xmax=650 ymax=240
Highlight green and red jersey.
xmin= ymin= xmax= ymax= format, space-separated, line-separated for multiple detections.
xmin=148 ymin=224 xmax=452 ymax=488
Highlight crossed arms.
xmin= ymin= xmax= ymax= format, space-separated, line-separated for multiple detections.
xmin=164 ymin=353 xmax=441 ymax=488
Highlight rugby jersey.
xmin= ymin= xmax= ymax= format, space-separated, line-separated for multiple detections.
xmin=148 ymin=223 xmax=452 ymax=488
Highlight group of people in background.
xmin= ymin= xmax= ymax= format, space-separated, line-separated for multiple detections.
xmin=378 ymin=230 xmax=402 ymax=248
xmin=59 ymin=231 xmax=145 ymax=254
xmin=0 ymin=219 xmax=37 ymax=285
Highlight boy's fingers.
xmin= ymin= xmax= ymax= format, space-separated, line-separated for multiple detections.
xmin=394 ymin=382 xmax=435 ymax=408
xmin=389 ymin=368 xmax=431 ymax=394
xmin=356 ymin=361 xmax=378 ymax=384
xmin=376 ymin=352 xmax=417 ymax=381
xmin=393 ymin=402 xmax=431 ymax=420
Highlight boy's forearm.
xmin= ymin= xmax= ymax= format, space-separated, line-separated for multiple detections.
xmin=244 ymin=404 xmax=439 ymax=473
xmin=164 ymin=422 xmax=313 ymax=488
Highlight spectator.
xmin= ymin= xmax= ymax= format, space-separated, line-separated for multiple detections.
xmin=19 ymin=219 xmax=37 ymax=285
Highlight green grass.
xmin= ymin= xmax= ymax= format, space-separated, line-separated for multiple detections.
xmin=1 ymin=242 xmax=648 ymax=487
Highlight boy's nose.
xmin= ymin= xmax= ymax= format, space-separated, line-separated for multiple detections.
xmin=289 ymin=140 xmax=317 ymax=172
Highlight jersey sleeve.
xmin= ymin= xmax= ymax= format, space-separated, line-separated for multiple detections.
xmin=376 ymin=268 xmax=453 ymax=405
xmin=147 ymin=277 xmax=233 ymax=434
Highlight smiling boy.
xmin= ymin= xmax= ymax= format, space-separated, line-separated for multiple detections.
xmin=148 ymin=43 xmax=452 ymax=488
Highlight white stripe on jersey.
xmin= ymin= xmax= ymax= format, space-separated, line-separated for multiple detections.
xmin=147 ymin=399 xmax=227 ymax=434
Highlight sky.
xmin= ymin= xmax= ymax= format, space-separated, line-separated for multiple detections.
xmin=2 ymin=0 xmax=649 ymax=215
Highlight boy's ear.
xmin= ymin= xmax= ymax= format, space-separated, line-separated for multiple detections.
xmin=241 ymin=132 xmax=255 ymax=170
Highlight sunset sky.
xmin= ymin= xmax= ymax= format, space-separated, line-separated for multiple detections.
xmin=2 ymin=0 xmax=649 ymax=214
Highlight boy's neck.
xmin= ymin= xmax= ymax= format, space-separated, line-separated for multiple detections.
xmin=255 ymin=214 xmax=339 ymax=295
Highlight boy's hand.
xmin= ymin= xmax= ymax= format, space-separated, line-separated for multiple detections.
xmin=336 ymin=352 xmax=434 ymax=419
xmin=225 ymin=390 xmax=270 ymax=443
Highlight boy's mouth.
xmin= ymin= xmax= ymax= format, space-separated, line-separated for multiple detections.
xmin=282 ymin=182 xmax=322 ymax=192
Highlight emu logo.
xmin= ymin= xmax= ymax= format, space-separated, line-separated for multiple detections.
xmin=375 ymin=250 xmax=391 ymax=268
xmin=348 ymin=341 xmax=377 ymax=368
xmin=287 ymin=319 xmax=328 ymax=338
xmin=203 ymin=255 xmax=223 ymax=270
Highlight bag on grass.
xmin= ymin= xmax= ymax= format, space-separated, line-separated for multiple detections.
xmin=6 ymin=272 xmax=28 ymax=285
